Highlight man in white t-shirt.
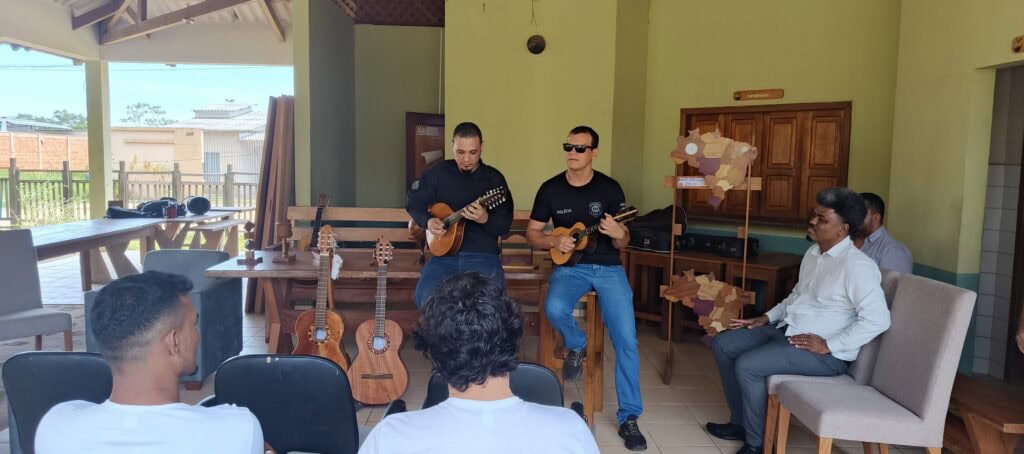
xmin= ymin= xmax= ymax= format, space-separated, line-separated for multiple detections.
xmin=35 ymin=271 xmax=268 ymax=454
xmin=359 ymin=272 xmax=599 ymax=454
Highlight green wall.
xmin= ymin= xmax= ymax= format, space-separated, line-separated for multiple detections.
xmin=445 ymin=0 xmax=619 ymax=208
xmin=610 ymin=0 xmax=650 ymax=209
xmin=293 ymin=0 xmax=356 ymax=206
xmin=642 ymin=0 xmax=901 ymax=242
xmin=355 ymin=25 xmax=443 ymax=208
xmin=889 ymin=0 xmax=1024 ymax=276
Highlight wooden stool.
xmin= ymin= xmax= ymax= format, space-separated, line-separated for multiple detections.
xmin=538 ymin=290 xmax=605 ymax=427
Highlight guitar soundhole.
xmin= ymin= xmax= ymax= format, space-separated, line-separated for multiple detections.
xmin=312 ymin=327 xmax=329 ymax=343
xmin=367 ymin=334 xmax=389 ymax=353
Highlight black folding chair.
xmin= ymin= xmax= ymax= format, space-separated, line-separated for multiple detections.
xmin=203 ymin=354 xmax=361 ymax=454
xmin=2 ymin=351 xmax=112 ymax=454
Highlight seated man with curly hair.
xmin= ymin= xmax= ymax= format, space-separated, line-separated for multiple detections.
xmin=359 ymin=272 xmax=598 ymax=454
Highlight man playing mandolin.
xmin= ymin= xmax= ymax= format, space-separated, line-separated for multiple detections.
xmin=526 ymin=125 xmax=647 ymax=451
xmin=406 ymin=122 xmax=514 ymax=308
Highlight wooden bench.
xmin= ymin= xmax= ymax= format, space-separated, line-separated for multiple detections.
xmin=279 ymin=207 xmax=550 ymax=347
xmin=944 ymin=373 xmax=1024 ymax=454
xmin=190 ymin=218 xmax=246 ymax=255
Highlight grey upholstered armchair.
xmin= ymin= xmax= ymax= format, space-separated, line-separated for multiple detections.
xmin=85 ymin=249 xmax=241 ymax=389
xmin=0 ymin=230 xmax=73 ymax=352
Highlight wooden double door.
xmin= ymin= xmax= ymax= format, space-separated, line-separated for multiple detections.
xmin=679 ymin=102 xmax=852 ymax=226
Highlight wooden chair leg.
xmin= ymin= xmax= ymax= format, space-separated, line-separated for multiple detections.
xmin=925 ymin=448 xmax=940 ymax=454
xmin=879 ymin=443 xmax=889 ymax=454
xmin=817 ymin=437 xmax=832 ymax=454
xmin=35 ymin=335 xmax=43 ymax=351
xmin=764 ymin=394 xmax=779 ymax=453
xmin=862 ymin=442 xmax=873 ymax=454
xmin=64 ymin=330 xmax=73 ymax=351
xmin=776 ymin=403 xmax=791 ymax=454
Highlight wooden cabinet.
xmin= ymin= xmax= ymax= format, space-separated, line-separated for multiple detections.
xmin=677 ymin=102 xmax=851 ymax=227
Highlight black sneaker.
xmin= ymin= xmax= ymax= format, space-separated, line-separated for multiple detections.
xmin=618 ymin=415 xmax=648 ymax=451
xmin=706 ymin=421 xmax=746 ymax=441
xmin=562 ymin=349 xmax=585 ymax=381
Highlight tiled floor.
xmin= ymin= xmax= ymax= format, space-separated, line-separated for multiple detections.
xmin=0 ymin=254 xmax=933 ymax=454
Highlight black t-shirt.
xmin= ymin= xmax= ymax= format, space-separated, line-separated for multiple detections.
xmin=530 ymin=171 xmax=627 ymax=266
xmin=406 ymin=160 xmax=514 ymax=255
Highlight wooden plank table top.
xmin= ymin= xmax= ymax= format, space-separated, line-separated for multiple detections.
xmin=160 ymin=211 xmax=233 ymax=224
xmin=31 ymin=218 xmax=162 ymax=260
xmin=206 ymin=249 xmax=550 ymax=281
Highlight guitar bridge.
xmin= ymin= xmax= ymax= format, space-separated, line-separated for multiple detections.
xmin=360 ymin=373 xmax=394 ymax=380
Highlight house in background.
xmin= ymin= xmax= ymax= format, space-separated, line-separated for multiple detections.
xmin=168 ymin=101 xmax=265 ymax=182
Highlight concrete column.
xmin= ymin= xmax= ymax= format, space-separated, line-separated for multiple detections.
xmin=85 ymin=60 xmax=112 ymax=218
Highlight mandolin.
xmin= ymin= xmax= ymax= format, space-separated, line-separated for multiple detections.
xmin=292 ymin=225 xmax=349 ymax=370
xmin=297 ymin=193 xmax=330 ymax=252
xmin=347 ymin=237 xmax=409 ymax=404
xmin=422 ymin=187 xmax=508 ymax=257
xmin=549 ymin=206 xmax=639 ymax=266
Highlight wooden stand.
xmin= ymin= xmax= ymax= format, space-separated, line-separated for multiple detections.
xmin=661 ymin=168 xmax=761 ymax=385
xmin=237 ymin=221 xmax=264 ymax=265
xmin=272 ymin=221 xmax=297 ymax=264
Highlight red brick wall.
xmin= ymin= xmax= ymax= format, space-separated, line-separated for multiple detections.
xmin=0 ymin=133 xmax=89 ymax=170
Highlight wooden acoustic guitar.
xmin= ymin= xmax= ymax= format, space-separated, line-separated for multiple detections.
xmin=549 ymin=206 xmax=639 ymax=266
xmin=292 ymin=225 xmax=349 ymax=370
xmin=297 ymin=193 xmax=330 ymax=252
xmin=347 ymin=237 xmax=409 ymax=404
xmin=423 ymin=186 xmax=508 ymax=257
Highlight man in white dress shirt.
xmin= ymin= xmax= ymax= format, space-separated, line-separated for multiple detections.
xmin=705 ymin=188 xmax=892 ymax=454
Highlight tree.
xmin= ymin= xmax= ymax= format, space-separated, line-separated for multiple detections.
xmin=14 ymin=110 xmax=88 ymax=130
xmin=120 ymin=102 xmax=175 ymax=127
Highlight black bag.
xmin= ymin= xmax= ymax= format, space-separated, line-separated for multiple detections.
xmin=628 ymin=205 xmax=687 ymax=253
xmin=137 ymin=198 xmax=184 ymax=217
xmin=106 ymin=206 xmax=160 ymax=218
xmin=183 ymin=196 xmax=211 ymax=215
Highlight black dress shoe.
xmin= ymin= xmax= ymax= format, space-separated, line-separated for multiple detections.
xmin=735 ymin=443 xmax=762 ymax=454
xmin=706 ymin=421 xmax=746 ymax=441
xmin=618 ymin=415 xmax=648 ymax=451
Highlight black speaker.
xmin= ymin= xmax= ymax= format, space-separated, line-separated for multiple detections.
xmin=183 ymin=196 xmax=211 ymax=215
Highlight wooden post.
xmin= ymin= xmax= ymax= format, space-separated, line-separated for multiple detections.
xmin=9 ymin=158 xmax=20 ymax=225
xmin=61 ymin=160 xmax=73 ymax=203
xmin=223 ymin=164 xmax=235 ymax=207
xmin=171 ymin=162 xmax=181 ymax=200
xmin=117 ymin=160 xmax=128 ymax=204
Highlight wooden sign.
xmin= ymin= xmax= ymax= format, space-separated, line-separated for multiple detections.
xmin=733 ymin=89 xmax=784 ymax=101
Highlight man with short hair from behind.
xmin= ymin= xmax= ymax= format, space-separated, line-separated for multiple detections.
xmin=359 ymin=272 xmax=599 ymax=454
xmin=855 ymin=192 xmax=913 ymax=274
xmin=35 ymin=271 xmax=267 ymax=454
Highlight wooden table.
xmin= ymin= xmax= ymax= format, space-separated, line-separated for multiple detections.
xmin=206 ymin=249 xmax=550 ymax=354
xmin=624 ymin=248 xmax=802 ymax=337
xmin=31 ymin=218 xmax=162 ymax=291
xmin=153 ymin=211 xmax=241 ymax=253
xmin=946 ymin=374 xmax=1024 ymax=454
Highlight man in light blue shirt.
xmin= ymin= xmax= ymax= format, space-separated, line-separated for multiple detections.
xmin=705 ymin=188 xmax=891 ymax=454
xmin=857 ymin=192 xmax=913 ymax=274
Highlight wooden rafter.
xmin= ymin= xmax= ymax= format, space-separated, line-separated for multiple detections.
xmin=72 ymin=0 xmax=129 ymax=30
xmin=99 ymin=0 xmax=251 ymax=45
xmin=257 ymin=0 xmax=285 ymax=42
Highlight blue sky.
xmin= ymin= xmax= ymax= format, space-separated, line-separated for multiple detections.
xmin=0 ymin=44 xmax=294 ymax=125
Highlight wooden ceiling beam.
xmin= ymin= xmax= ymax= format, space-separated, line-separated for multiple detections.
xmin=72 ymin=0 xmax=129 ymax=30
xmin=99 ymin=0 xmax=251 ymax=45
xmin=257 ymin=0 xmax=285 ymax=42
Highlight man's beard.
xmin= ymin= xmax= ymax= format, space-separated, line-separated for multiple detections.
xmin=805 ymin=234 xmax=813 ymax=242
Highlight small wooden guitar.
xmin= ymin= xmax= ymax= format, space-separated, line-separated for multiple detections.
xmin=293 ymin=225 xmax=349 ymax=370
xmin=423 ymin=187 xmax=508 ymax=257
xmin=549 ymin=206 xmax=639 ymax=266
xmin=347 ymin=237 xmax=409 ymax=404
xmin=297 ymin=193 xmax=330 ymax=252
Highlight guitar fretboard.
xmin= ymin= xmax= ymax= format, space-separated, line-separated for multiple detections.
xmin=315 ymin=250 xmax=331 ymax=330
xmin=375 ymin=262 xmax=388 ymax=336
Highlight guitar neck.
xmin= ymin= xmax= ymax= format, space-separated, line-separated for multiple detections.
xmin=315 ymin=251 xmax=331 ymax=329
xmin=375 ymin=263 xmax=388 ymax=335
xmin=310 ymin=206 xmax=325 ymax=247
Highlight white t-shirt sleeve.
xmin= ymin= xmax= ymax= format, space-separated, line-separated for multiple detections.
xmin=357 ymin=419 xmax=388 ymax=454
xmin=246 ymin=411 xmax=265 ymax=454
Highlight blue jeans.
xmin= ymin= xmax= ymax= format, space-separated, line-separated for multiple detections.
xmin=414 ymin=252 xmax=505 ymax=308
xmin=712 ymin=325 xmax=848 ymax=447
xmin=544 ymin=264 xmax=642 ymax=424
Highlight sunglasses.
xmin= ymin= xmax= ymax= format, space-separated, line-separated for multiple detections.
xmin=562 ymin=143 xmax=594 ymax=153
